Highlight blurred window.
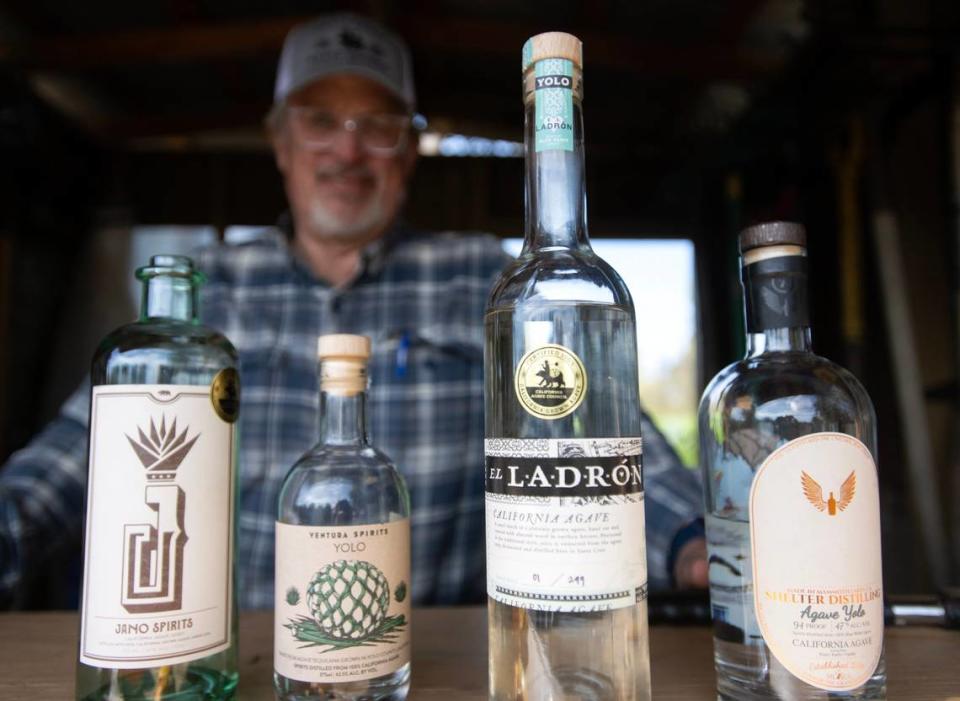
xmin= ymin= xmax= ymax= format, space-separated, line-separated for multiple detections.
xmin=502 ymin=238 xmax=699 ymax=467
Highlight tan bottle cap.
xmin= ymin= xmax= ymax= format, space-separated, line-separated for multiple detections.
xmin=317 ymin=334 xmax=371 ymax=360
xmin=522 ymin=32 xmax=583 ymax=71
xmin=317 ymin=334 xmax=370 ymax=395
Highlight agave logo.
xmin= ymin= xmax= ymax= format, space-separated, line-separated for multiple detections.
xmin=120 ymin=416 xmax=199 ymax=613
xmin=284 ymin=560 xmax=407 ymax=653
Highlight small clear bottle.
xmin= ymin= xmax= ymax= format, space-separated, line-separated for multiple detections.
xmin=274 ymin=334 xmax=411 ymax=701
xmin=77 ymin=255 xmax=240 ymax=700
xmin=699 ymin=222 xmax=885 ymax=700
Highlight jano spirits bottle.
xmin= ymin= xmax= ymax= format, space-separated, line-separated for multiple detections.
xmin=77 ymin=255 xmax=240 ymax=700
xmin=484 ymin=32 xmax=652 ymax=701
xmin=274 ymin=334 xmax=411 ymax=701
xmin=699 ymin=222 xmax=885 ymax=700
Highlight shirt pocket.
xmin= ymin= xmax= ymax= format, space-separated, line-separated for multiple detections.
xmin=366 ymin=329 xmax=483 ymax=488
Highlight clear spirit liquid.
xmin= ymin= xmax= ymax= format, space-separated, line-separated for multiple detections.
xmin=699 ymin=224 xmax=885 ymax=700
xmin=274 ymin=336 xmax=411 ymax=701
xmin=486 ymin=302 xmax=651 ymax=700
xmin=77 ymin=256 xmax=239 ymax=701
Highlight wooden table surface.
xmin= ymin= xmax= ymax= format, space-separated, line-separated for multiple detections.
xmin=1 ymin=608 xmax=958 ymax=699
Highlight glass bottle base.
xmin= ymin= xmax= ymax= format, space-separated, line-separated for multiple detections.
xmin=78 ymin=666 xmax=237 ymax=700
xmin=274 ymin=664 xmax=410 ymax=701
xmin=713 ymin=639 xmax=886 ymax=700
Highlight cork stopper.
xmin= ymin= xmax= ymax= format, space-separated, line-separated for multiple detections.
xmin=317 ymin=334 xmax=370 ymax=395
xmin=317 ymin=334 xmax=371 ymax=360
xmin=739 ymin=221 xmax=807 ymax=266
xmin=739 ymin=221 xmax=807 ymax=252
xmin=522 ymin=32 xmax=583 ymax=71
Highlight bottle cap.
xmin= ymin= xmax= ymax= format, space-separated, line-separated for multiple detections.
xmin=522 ymin=32 xmax=583 ymax=72
xmin=739 ymin=221 xmax=807 ymax=253
xmin=317 ymin=334 xmax=371 ymax=360
xmin=317 ymin=334 xmax=370 ymax=395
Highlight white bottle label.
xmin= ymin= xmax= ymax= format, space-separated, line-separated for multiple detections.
xmin=485 ymin=437 xmax=648 ymax=612
xmin=80 ymin=384 xmax=236 ymax=668
xmin=274 ymin=519 xmax=411 ymax=683
xmin=750 ymin=432 xmax=883 ymax=691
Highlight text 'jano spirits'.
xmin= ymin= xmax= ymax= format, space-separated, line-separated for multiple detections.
xmin=77 ymin=255 xmax=240 ymax=700
xmin=484 ymin=32 xmax=652 ymax=701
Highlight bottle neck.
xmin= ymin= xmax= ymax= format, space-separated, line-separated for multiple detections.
xmin=319 ymin=389 xmax=369 ymax=446
xmin=522 ymin=60 xmax=589 ymax=253
xmin=139 ymin=275 xmax=200 ymax=323
xmin=742 ymin=252 xmax=812 ymax=356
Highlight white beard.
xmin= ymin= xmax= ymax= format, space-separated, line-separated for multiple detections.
xmin=307 ymin=195 xmax=387 ymax=240
xmin=305 ymin=162 xmax=393 ymax=240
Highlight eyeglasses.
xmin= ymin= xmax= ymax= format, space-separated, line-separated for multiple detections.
xmin=285 ymin=107 xmax=425 ymax=156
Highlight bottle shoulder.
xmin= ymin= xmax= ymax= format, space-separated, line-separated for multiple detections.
xmin=279 ymin=444 xmax=411 ymax=523
xmin=94 ymin=319 xmax=238 ymax=368
xmin=700 ymin=351 xmax=875 ymax=425
xmin=487 ymin=247 xmax=633 ymax=311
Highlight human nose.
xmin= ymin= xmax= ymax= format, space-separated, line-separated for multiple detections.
xmin=328 ymin=121 xmax=364 ymax=162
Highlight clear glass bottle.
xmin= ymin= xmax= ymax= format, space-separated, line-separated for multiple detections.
xmin=484 ymin=32 xmax=651 ymax=701
xmin=699 ymin=222 xmax=885 ymax=700
xmin=77 ymin=255 xmax=240 ymax=700
xmin=274 ymin=334 xmax=411 ymax=701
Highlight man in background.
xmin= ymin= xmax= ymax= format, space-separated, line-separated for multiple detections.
xmin=0 ymin=13 xmax=705 ymax=608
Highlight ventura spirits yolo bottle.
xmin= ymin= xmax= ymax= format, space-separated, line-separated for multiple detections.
xmin=77 ymin=255 xmax=240 ymax=700
xmin=699 ymin=222 xmax=885 ymax=700
xmin=484 ymin=32 xmax=652 ymax=700
xmin=274 ymin=334 xmax=411 ymax=701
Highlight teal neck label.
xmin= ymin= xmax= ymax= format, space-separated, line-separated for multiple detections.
xmin=534 ymin=58 xmax=574 ymax=153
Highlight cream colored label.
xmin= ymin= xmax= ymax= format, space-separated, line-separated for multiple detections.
xmin=80 ymin=384 xmax=235 ymax=668
xmin=485 ymin=438 xmax=647 ymax=612
xmin=274 ymin=520 xmax=411 ymax=683
xmin=750 ymin=433 xmax=883 ymax=691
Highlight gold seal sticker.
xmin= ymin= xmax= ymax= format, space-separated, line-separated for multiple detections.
xmin=515 ymin=344 xmax=587 ymax=419
xmin=210 ymin=368 xmax=240 ymax=423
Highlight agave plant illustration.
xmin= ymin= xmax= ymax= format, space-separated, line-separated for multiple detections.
xmin=126 ymin=415 xmax=200 ymax=471
xmin=286 ymin=560 xmax=406 ymax=652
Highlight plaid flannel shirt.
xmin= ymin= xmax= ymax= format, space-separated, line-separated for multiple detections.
xmin=0 ymin=225 xmax=703 ymax=608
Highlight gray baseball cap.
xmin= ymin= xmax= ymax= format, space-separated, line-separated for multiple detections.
xmin=274 ymin=14 xmax=416 ymax=111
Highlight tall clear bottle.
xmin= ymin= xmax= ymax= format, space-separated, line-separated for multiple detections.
xmin=274 ymin=334 xmax=411 ymax=701
xmin=699 ymin=222 xmax=885 ymax=700
xmin=484 ymin=32 xmax=651 ymax=701
xmin=77 ymin=255 xmax=240 ymax=700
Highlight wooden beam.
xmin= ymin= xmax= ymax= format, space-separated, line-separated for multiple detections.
xmin=0 ymin=16 xmax=299 ymax=70
xmin=0 ymin=14 xmax=782 ymax=80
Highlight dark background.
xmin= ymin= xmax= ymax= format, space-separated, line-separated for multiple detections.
xmin=0 ymin=0 xmax=958 ymax=602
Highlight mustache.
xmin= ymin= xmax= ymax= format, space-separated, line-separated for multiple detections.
xmin=313 ymin=163 xmax=374 ymax=180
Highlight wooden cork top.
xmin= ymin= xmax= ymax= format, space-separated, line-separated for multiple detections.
xmin=739 ymin=221 xmax=807 ymax=253
xmin=317 ymin=334 xmax=371 ymax=360
xmin=522 ymin=32 xmax=583 ymax=71
xmin=318 ymin=334 xmax=370 ymax=395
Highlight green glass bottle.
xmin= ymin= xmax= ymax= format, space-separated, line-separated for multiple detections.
xmin=76 ymin=255 xmax=240 ymax=700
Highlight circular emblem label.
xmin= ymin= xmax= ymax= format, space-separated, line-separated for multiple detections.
xmin=210 ymin=367 xmax=240 ymax=423
xmin=514 ymin=344 xmax=587 ymax=419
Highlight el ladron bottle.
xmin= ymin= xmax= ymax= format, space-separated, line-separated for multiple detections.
xmin=76 ymin=255 xmax=240 ymax=700
xmin=484 ymin=32 xmax=652 ymax=700
xmin=274 ymin=334 xmax=412 ymax=701
xmin=699 ymin=222 xmax=885 ymax=700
